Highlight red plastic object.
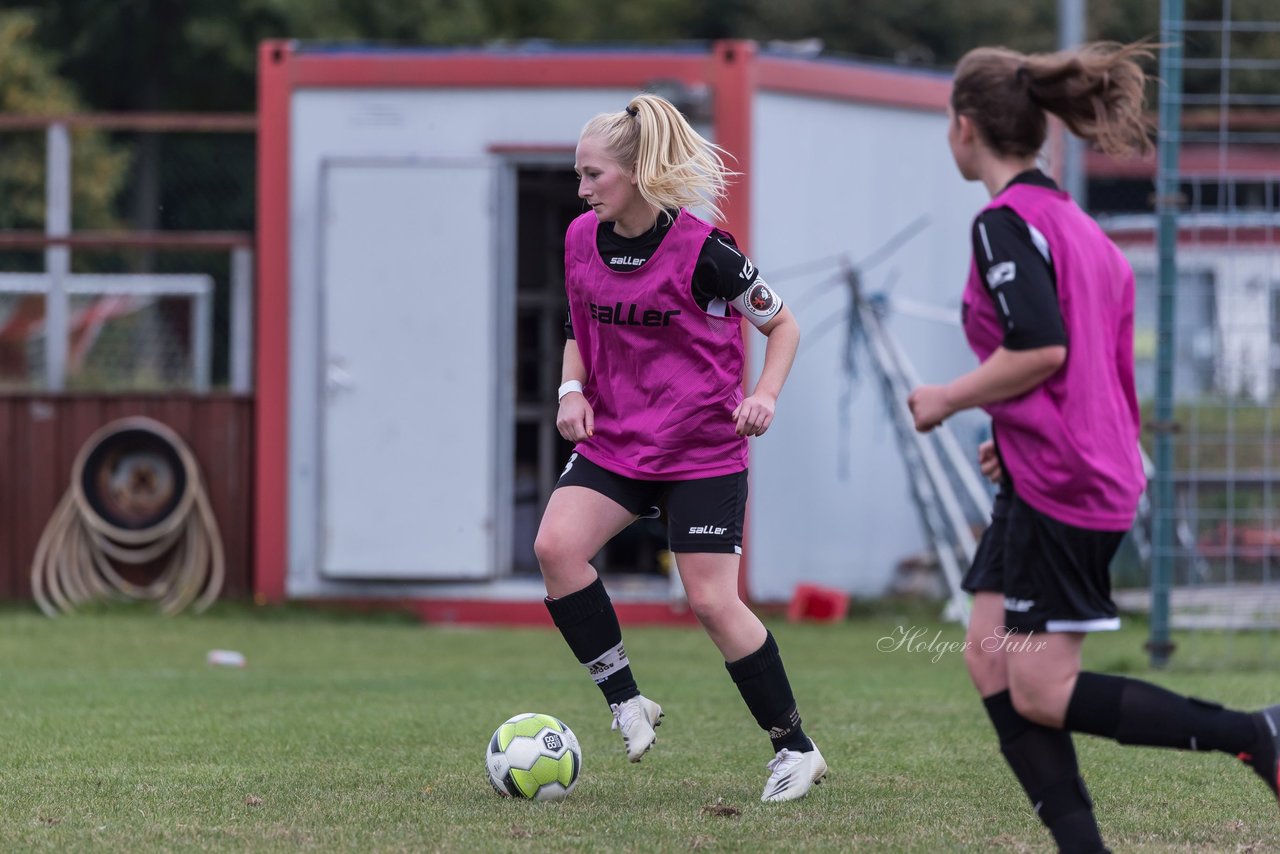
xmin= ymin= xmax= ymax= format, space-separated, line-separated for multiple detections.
xmin=786 ymin=583 xmax=849 ymax=623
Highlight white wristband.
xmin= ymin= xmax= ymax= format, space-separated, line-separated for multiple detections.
xmin=557 ymin=380 xmax=584 ymax=402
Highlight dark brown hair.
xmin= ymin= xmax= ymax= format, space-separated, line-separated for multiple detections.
xmin=951 ymin=41 xmax=1154 ymax=159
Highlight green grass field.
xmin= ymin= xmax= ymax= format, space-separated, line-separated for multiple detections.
xmin=0 ymin=601 xmax=1276 ymax=852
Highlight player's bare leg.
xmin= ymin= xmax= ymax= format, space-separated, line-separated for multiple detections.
xmin=678 ymin=552 xmax=825 ymax=800
xmin=537 ymin=486 xmax=663 ymax=761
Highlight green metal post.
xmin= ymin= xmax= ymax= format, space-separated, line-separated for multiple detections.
xmin=1150 ymin=0 xmax=1184 ymax=667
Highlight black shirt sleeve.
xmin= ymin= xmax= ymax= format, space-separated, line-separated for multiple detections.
xmin=693 ymin=229 xmax=759 ymax=305
xmin=970 ymin=207 xmax=1067 ymax=351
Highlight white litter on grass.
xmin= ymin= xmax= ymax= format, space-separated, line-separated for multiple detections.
xmin=206 ymin=649 xmax=247 ymax=667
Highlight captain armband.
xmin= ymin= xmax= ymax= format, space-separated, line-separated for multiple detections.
xmin=733 ymin=279 xmax=783 ymax=327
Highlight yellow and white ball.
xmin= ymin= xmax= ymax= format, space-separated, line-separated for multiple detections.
xmin=486 ymin=713 xmax=582 ymax=801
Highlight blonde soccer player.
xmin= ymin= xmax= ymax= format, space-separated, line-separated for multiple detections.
xmin=535 ymin=93 xmax=825 ymax=803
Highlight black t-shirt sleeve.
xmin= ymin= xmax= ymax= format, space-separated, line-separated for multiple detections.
xmin=564 ymin=309 xmax=574 ymax=341
xmin=694 ymin=229 xmax=758 ymax=302
xmin=970 ymin=207 xmax=1067 ymax=351
xmin=692 ymin=230 xmax=784 ymax=326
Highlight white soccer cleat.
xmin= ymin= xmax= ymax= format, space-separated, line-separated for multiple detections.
xmin=609 ymin=695 xmax=663 ymax=762
xmin=761 ymin=739 xmax=828 ymax=802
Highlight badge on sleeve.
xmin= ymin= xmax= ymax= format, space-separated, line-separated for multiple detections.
xmin=744 ymin=281 xmax=779 ymax=319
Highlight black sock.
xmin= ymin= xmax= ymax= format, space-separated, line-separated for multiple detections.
xmin=983 ymin=691 xmax=1107 ymax=854
xmin=725 ymin=631 xmax=811 ymax=754
xmin=1065 ymin=672 xmax=1257 ymax=754
xmin=544 ymin=578 xmax=638 ymax=706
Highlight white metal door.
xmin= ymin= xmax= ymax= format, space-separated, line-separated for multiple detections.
xmin=318 ymin=159 xmax=495 ymax=579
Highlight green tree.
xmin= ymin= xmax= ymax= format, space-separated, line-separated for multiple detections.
xmin=733 ymin=0 xmax=1053 ymax=67
xmin=0 ymin=11 xmax=127 ymax=233
xmin=30 ymin=1 xmax=285 ymax=240
xmin=22 ymin=0 xmax=1276 ymax=237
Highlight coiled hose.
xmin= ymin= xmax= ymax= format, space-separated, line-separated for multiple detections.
xmin=30 ymin=416 xmax=225 ymax=617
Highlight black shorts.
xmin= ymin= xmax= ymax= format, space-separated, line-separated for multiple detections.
xmin=554 ymin=452 xmax=747 ymax=554
xmin=963 ymin=483 xmax=1126 ymax=634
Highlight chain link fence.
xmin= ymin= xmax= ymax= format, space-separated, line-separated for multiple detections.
xmin=1105 ymin=5 xmax=1280 ymax=665
xmin=0 ymin=116 xmax=255 ymax=392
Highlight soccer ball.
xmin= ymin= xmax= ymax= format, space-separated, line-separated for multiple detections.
xmin=486 ymin=713 xmax=582 ymax=801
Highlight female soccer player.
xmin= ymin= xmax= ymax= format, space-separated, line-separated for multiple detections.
xmin=534 ymin=93 xmax=826 ymax=802
xmin=908 ymin=41 xmax=1279 ymax=852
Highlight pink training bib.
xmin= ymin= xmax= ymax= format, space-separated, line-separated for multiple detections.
xmin=962 ymin=184 xmax=1144 ymax=530
xmin=564 ymin=209 xmax=748 ymax=480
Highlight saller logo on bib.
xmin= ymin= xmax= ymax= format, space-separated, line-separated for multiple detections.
xmin=688 ymin=523 xmax=728 ymax=535
xmin=589 ymin=301 xmax=681 ymax=327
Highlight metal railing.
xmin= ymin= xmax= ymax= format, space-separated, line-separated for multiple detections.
xmin=0 ymin=114 xmax=255 ymax=393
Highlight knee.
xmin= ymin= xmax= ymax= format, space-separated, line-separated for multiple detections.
xmin=1008 ymin=683 xmax=1059 ymax=727
xmin=964 ymin=638 xmax=1004 ymax=689
xmin=963 ymin=639 xmax=989 ymax=674
xmin=533 ymin=526 xmax=574 ymax=572
xmin=685 ymin=591 xmax=733 ymax=630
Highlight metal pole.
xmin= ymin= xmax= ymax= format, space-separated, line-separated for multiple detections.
xmin=192 ymin=286 xmax=212 ymax=393
xmin=230 ymin=247 xmax=254 ymax=393
xmin=1150 ymin=0 xmax=1184 ymax=667
xmin=44 ymin=123 xmax=71 ymax=391
xmin=1058 ymin=0 xmax=1087 ymax=206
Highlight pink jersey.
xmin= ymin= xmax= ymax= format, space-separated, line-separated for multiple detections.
xmin=564 ymin=208 xmax=748 ymax=479
xmin=962 ymin=184 xmax=1145 ymax=530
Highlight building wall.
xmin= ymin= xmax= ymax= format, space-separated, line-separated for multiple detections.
xmin=0 ymin=395 xmax=254 ymax=603
xmin=1122 ymin=243 xmax=1280 ymax=402
xmin=286 ymin=87 xmax=643 ymax=597
xmin=746 ymin=91 xmax=989 ymax=600
xmin=270 ymin=49 xmax=992 ymax=604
